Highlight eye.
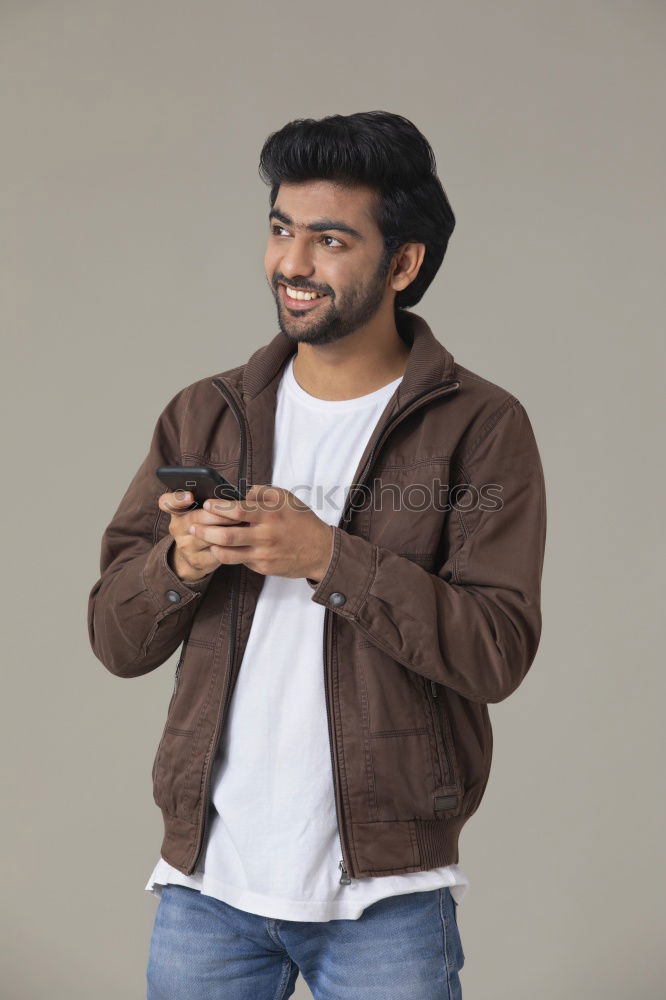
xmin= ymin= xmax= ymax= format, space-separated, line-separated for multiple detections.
xmin=270 ymin=224 xmax=344 ymax=249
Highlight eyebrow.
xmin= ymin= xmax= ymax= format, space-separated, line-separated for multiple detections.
xmin=269 ymin=207 xmax=364 ymax=241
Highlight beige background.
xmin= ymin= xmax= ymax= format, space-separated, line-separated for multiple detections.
xmin=2 ymin=1 xmax=664 ymax=997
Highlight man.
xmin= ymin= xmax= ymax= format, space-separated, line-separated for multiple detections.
xmin=88 ymin=111 xmax=546 ymax=999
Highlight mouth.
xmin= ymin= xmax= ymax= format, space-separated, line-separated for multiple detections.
xmin=278 ymin=282 xmax=330 ymax=312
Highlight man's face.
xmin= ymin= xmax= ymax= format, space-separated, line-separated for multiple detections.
xmin=264 ymin=180 xmax=394 ymax=346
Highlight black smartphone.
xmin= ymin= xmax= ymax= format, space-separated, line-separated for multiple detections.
xmin=156 ymin=465 xmax=247 ymax=509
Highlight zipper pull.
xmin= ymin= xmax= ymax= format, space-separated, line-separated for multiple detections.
xmin=338 ymin=859 xmax=352 ymax=885
xmin=173 ymin=657 xmax=184 ymax=695
xmin=430 ymin=679 xmax=438 ymax=698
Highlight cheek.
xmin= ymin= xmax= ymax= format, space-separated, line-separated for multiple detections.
xmin=333 ymin=256 xmax=372 ymax=289
xmin=264 ymin=246 xmax=277 ymax=279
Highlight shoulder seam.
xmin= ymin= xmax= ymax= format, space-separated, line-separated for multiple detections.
xmin=460 ymin=395 xmax=519 ymax=466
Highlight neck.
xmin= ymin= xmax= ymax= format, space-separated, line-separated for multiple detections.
xmin=291 ymin=315 xmax=411 ymax=402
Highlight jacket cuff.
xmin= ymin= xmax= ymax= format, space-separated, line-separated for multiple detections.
xmin=307 ymin=526 xmax=377 ymax=619
xmin=142 ymin=534 xmax=214 ymax=612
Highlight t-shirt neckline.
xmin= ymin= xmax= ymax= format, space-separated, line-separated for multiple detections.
xmin=282 ymin=355 xmax=404 ymax=412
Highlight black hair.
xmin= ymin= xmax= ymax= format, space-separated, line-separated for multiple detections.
xmin=258 ymin=110 xmax=456 ymax=311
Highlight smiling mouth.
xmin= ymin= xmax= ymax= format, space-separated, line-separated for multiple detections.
xmin=278 ymin=282 xmax=330 ymax=311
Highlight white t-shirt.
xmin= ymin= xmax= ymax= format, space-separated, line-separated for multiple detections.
xmin=145 ymin=355 xmax=470 ymax=921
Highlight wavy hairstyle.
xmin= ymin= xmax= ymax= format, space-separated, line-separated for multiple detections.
xmin=258 ymin=111 xmax=456 ymax=311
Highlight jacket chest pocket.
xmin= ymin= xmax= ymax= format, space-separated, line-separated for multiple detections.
xmin=423 ymin=678 xmax=463 ymax=799
xmin=367 ymin=458 xmax=451 ymax=555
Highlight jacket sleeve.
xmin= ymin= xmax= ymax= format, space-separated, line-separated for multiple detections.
xmin=87 ymin=384 xmax=215 ymax=679
xmin=307 ymin=397 xmax=547 ymax=704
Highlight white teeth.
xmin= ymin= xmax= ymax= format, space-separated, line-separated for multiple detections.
xmin=285 ymin=285 xmax=324 ymax=301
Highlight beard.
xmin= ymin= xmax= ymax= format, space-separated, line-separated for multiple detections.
xmin=271 ymin=253 xmax=393 ymax=347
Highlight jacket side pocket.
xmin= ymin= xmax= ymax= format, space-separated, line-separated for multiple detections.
xmin=152 ymin=725 xmax=195 ymax=816
xmin=151 ymin=652 xmax=185 ymax=789
xmin=425 ymin=679 xmax=463 ymax=803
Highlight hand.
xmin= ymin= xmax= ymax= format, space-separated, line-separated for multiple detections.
xmin=158 ymin=489 xmax=245 ymax=583
xmin=189 ymin=484 xmax=335 ymax=582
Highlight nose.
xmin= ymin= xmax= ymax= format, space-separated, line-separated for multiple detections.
xmin=279 ymin=237 xmax=316 ymax=282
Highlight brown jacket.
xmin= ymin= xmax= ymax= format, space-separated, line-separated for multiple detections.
xmin=87 ymin=309 xmax=547 ymax=882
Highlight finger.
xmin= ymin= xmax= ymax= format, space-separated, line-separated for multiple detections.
xmin=189 ymin=508 xmax=245 ymax=526
xmin=203 ymin=499 xmax=261 ymax=521
xmin=204 ymin=490 xmax=273 ymax=520
xmin=209 ymin=543 xmax=253 ymax=565
xmin=182 ymin=532 xmax=216 ymax=554
xmin=243 ymin=484 xmax=282 ymax=509
xmin=189 ymin=523 xmax=258 ymax=547
xmin=159 ymin=489 xmax=196 ymax=514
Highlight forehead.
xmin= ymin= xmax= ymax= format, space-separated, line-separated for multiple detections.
xmin=271 ymin=180 xmax=380 ymax=235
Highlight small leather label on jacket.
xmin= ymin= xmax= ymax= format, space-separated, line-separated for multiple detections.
xmin=434 ymin=794 xmax=459 ymax=811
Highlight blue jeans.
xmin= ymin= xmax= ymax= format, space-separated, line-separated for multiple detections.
xmin=146 ymin=883 xmax=465 ymax=999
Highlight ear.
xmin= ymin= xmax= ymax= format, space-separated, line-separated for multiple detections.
xmin=389 ymin=243 xmax=426 ymax=292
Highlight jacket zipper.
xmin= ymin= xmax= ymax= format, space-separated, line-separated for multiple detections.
xmin=327 ymin=376 xmax=461 ymax=882
xmin=322 ymin=606 xmax=352 ymax=885
xmin=186 ymin=377 xmax=247 ymax=874
xmin=428 ymin=679 xmax=455 ymax=787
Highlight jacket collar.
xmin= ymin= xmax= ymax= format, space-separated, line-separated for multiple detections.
xmin=237 ymin=309 xmax=456 ymax=408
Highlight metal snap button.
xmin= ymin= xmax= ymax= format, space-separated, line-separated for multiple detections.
xmin=329 ymin=592 xmax=346 ymax=606
xmin=165 ymin=590 xmax=181 ymax=603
